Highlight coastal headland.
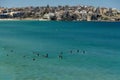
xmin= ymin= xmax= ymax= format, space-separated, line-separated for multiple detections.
xmin=0 ymin=5 xmax=120 ymax=21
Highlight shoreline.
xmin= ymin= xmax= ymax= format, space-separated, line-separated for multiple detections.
xmin=0 ymin=18 xmax=120 ymax=22
xmin=0 ymin=18 xmax=49 ymax=21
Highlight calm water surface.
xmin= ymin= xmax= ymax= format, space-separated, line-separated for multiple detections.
xmin=0 ymin=21 xmax=120 ymax=80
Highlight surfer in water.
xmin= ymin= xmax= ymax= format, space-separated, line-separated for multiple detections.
xmin=58 ymin=52 xmax=63 ymax=59
xmin=44 ymin=54 xmax=48 ymax=58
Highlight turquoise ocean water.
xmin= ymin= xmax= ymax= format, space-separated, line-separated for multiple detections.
xmin=0 ymin=21 xmax=120 ymax=80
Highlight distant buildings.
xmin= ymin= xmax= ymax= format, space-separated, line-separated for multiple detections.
xmin=0 ymin=5 xmax=120 ymax=21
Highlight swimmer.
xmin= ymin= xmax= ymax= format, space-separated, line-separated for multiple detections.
xmin=58 ymin=53 xmax=63 ymax=59
xmin=83 ymin=50 xmax=85 ymax=54
xmin=60 ymin=52 xmax=63 ymax=54
xmin=77 ymin=49 xmax=79 ymax=53
xmin=33 ymin=58 xmax=35 ymax=61
xmin=44 ymin=54 xmax=48 ymax=58
xmin=23 ymin=56 xmax=26 ymax=58
xmin=70 ymin=50 xmax=72 ymax=53
xmin=10 ymin=50 xmax=14 ymax=52
xmin=37 ymin=53 xmax=39 ymax=56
